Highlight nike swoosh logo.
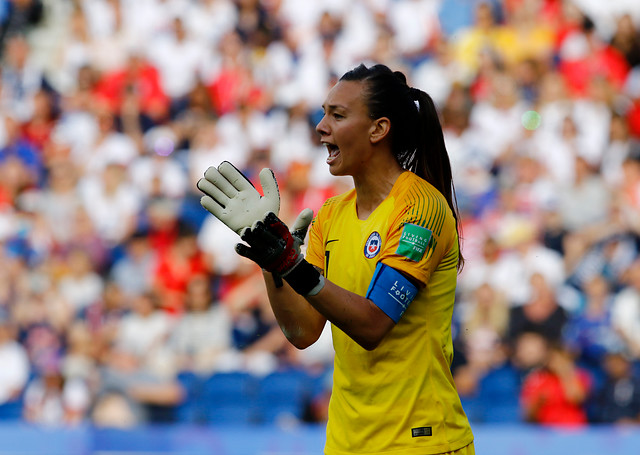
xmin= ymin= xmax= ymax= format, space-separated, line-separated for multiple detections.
xmin=326 ymin=239 xmax=339 ymax=244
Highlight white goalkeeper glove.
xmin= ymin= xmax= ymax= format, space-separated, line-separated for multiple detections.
xmin=197 ymin=161 xmax=280 ymax=235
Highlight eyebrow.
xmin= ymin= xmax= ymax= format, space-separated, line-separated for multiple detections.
xmin=322 ymin=103 xmax=347 ymax=112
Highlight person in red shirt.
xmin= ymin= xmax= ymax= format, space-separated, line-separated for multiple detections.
xmin=520 ymin=340 xmax=592 ymax=426
xmin=93 ymin=53 xmax=169 ymax=125
xmin=20 ymin=90 xmax=57 ymax=153
xmin=557 ymin=15 xmax=630 ymax=98
xmin=152 ymin=222 xmax=208 ymax=315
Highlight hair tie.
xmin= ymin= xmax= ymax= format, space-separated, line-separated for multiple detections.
xmin=409 ymin=87 xmax=421 ymax=111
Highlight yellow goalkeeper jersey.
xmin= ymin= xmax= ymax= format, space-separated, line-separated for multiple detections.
xmin=306 ymin=171 xmax=473 ymax=455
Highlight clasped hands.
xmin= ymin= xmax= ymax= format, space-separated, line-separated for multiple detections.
xmin=196 ymin=161 xmax=316 ymax=288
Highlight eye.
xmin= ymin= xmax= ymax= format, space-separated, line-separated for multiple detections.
xmin=333 ymin=113 xmax=344 ymax=119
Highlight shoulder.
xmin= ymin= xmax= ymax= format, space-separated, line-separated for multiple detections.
xmin=319 ymin=188 xmax=355 ymax=210
xmin=392 ymin=172 xmax=452 ymax=233
xmin=394 ymin=172 xmax=446 ymax=205
xmin=315 ymin=188 xmax=355 ymax=221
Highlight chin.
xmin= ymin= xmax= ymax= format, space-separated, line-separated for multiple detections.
xmin=328 ymin=165 xmax=347 ymax=177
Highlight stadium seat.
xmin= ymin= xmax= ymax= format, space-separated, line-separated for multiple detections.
xmin=0 ymin=399 xmax=23 ymax=420
xmin=476 ymin=364 xmax=523 ymax=423
xmin=254 ymin=369 xmax=313 ymax=424
xmin=201 ymin=372 xmax=259 ymax=424
xmin=460 ymin=395 xmax=484 ymax=424
xmin=175 ymin=371 xmax=207 ymax=423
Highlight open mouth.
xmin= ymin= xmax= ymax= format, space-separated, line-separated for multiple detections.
xmin=325 ymin=143 xmax=340 ymax=163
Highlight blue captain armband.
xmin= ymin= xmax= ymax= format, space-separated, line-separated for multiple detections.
xmin=365 ymin=263 xmax=418 ymax=323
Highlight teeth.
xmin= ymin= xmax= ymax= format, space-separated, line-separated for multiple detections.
xmin=325 ymin=144 xmax=339 ymax=157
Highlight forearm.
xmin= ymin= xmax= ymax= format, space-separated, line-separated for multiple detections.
xmin=306 ymin=278 xmax=394 ymax=351
xmin=235 ymin=208 xmax=395 ymax=351
xmin=264 ymin=272 xmax=327 ymax=349
xmin=560 ymin=372 xmax=587 ymax=404
xmin=267 ymin=270 xmax=393 ymax=351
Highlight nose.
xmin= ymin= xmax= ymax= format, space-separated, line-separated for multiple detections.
xmin=315 ymin=115 xmax=329 ymax=136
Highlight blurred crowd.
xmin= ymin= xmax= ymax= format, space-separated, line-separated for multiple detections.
xmin=1 ymin=0 xmax=640 ymax=428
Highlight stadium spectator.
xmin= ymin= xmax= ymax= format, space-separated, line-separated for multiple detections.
xmin=0 ymin=0 xmax=43 ymax=54
xmin=450 ymin=1 xmax=505 ymax=82
xmin=129 ymin=125 xmax=188 ymax=201
xmin=78 ymin=161 xmax=142 ymax=246
xmin=146 ymin=15 xmax=206 ymax=119
xmin=0 ymin=34 xmax=47 ymax=121
xmin=109 ymin=229 xmax=157 ymax=300
xmin=99 ymin=290 xmax=182 ymax=422
xmin=589 ymin=347 xmax=640 ymax=423
xmin=223 ymin=267 xmax=288 ymax=376
xmin=168 ymin=273 xmax=233 ymax=374
xmin=19 ymin=88 xmax=56 ymax=154
xmin=557 ymin=14 xmax=630 ymax=98
xmin=520 ymin=341 xmax=592 ymax=426
xmin=93 ymin=52 xmax=169 ymax=128
xmin=557 ymin=155 xmax=612 ymax=232
xmin=562 ymin=275 xmax=619 ymax=377
xmin=0 ymin=114 xmax=43 ymax=194
xmin=486 ymin=216 xmax=565 ymax=306
xmin=467 ymin=71 xmax=528 ymax=166
xmin=61 ymin=207 xmax=111 ymax=273
xmin=151 ymin=221 xmax=208 ymax=314
xmin=23 ymin=359 xmax=90 ymax=426
xmin=506 ymin=272 xmax=568 ymax=344
xmin=56 ymin=247 xmax=104 ymax=317
xmin=73 ymin=105 xmax=138 ymax=177
xmin=459 ymin=282 xmax=510 ymax=374
xmin=610 ymin=13 xmax=640 ymax=68
xmin=611 ymin=259 xmax=640 ymax=358
xmin=498 ymin=0 xmax=555 ymax=71
xmin=61 ymin=320 xmax=96 ymax=388
xmin=511 ymin=331 xmax=550 ymax=378
xmin=0 ymin=317 xmax=29 ymax=405
xmin=601 ymin=112 xmax=635 ymax=189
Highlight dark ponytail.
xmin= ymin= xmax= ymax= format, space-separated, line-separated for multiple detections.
xmin=340 ymin=63 xmax=464 ymax=269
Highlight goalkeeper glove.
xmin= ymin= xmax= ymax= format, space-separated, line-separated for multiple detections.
xmin=235 ymin=210 xmax=325 ymax=296
xmin=197 ymin=161 xmax=280 ymax=235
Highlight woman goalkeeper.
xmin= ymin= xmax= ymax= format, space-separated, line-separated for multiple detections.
xmin=199 ymin=63 xmax=474 ymax=455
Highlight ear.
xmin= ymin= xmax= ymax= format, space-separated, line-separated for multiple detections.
xmin=369 ymin=117 xmax=390 ymax=144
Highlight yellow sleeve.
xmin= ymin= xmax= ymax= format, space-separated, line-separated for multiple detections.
xmin=380 ymin=185 xmax=456 ymax=287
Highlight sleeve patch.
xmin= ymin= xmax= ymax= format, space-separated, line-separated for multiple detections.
xmin=395 ymin=223 xmax=432 ymax=262
xmin=365 ymin=263 xmax=418 ymax=323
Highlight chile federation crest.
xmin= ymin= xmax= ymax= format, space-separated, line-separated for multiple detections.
xmin=364 ymin=231 xmax=382 ymax=259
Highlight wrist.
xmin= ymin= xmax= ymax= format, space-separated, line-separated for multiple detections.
xmin=282 ymin=258 xmax=325 ymax=296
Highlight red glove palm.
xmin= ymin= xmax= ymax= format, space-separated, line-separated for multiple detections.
xmin=235 ymin=210 xmax=324 ymax=296
xmin=236 ymin=212 xmax=303 ymax=275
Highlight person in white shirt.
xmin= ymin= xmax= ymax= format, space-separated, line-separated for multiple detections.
xmin=611 ymin=259 xmax=640 ymax=358
xmin=0 ymin=319 xmax=30 ymax=405
xmin=146 ymin=16 xmax=207 ymax=116
xmin=169 ymin=273 xmax=233 ymax=374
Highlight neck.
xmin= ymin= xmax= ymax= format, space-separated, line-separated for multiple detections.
xmin=353 ymin=157 xmax=404 ymax=220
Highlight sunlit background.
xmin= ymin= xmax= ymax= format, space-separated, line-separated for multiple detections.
xmin=1 ymin=0 xmax=640 ymax=453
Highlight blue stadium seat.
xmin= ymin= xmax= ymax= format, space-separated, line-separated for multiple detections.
xmin=175 ymin=371 xmax=207 ymax=423
xmin=254 ymin=369 xmax=312 ymax=424
xmin=0 ymin=398 xmax=23 ymax=420
xmin=201 ymin=372 xmax=259 ymax=424
xmin=460 ymin=395 xmax=484 ymax=424
xmin=476 ymin=364 xmax=522 ymax=423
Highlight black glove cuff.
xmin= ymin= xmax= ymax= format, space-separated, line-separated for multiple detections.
xmin=283 ymin=258 xmax=323 ymax=296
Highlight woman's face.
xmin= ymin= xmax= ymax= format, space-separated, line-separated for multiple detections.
xmin=315 ymin=80 xmax=376 ymax=177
